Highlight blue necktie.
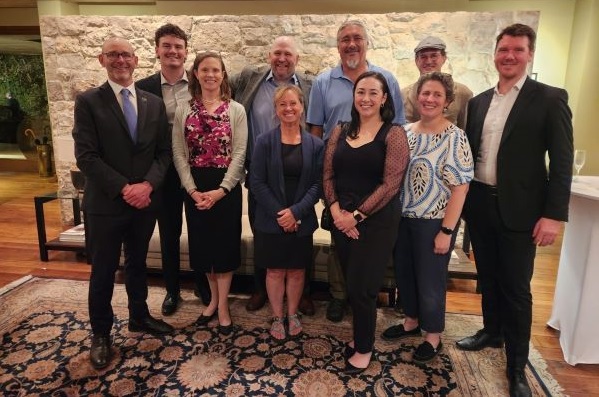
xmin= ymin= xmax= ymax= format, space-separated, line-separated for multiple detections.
xmin=120 ymin=88 xmax=137 ymax=142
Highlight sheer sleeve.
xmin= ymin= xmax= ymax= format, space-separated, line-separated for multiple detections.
xmin=323 ymin=124 xmax=343 ymax=206
xmin=358 ymin=125 xmax=409 ymax=215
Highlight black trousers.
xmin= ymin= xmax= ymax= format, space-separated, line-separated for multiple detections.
xmin=157 ymin=164 xmax=184 ymax=296
xmin=464 ymin=182 xmax=536 ymax=370
xmin=333 ymin=198 xmax=400 ymax=353
xmin=87 ymin=209 xmax=157 ymax=336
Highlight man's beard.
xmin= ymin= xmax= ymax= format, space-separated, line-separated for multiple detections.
xmin=346 ymin=59 xmax=360 ymax=69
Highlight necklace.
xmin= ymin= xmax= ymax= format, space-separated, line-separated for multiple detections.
xmin=202 ymin=97 xmax=220 ymax=105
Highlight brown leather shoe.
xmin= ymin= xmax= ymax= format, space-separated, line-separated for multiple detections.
xmin=298 ymin=294 xmax=315 ymax=316
xmin=246 ymin=291 xmax=267 ymax=311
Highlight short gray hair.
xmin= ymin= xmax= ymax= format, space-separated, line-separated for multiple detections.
xmin=336 ymin=20 xmax=369 ymax=44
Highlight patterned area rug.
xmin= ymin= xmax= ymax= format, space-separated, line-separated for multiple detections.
xmin=0 ymin=276 xmax=562 ymax=396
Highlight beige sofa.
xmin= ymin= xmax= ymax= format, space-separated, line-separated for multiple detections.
xmin=145 ymin=188 xmax=473 ymax=289
xmin=145 ymin=188 xmax=339 ymax=283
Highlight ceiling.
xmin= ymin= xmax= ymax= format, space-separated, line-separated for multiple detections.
xmin=0 ymin=1 xmax=39 ymax=54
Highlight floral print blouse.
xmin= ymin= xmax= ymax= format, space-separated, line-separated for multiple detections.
xmin=185 ymin=100 xmax=232 ymax=168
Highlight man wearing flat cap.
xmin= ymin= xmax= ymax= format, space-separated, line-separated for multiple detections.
xmin=402 ymin=36 xmax=473 ymax=129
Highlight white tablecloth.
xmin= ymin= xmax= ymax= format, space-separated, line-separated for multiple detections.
xmin=547 ymin=175 xmax=599 ymax=365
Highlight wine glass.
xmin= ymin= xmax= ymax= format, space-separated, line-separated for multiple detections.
xmin=573 ymin=149 xmax=586 ymax=181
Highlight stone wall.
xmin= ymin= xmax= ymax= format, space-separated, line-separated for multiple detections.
xmin=39 ymin=12 xmax=539 ymax=223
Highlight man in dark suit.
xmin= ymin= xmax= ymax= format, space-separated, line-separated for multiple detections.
xmin=456 ymin=24 xmax=573 ymax=397
xmin=136 ymin=23 xmax=211 ymax=315
xmin=73 ymin=37 xmax=174 ymax=370
xmin=230 ymin=36 xmax=315 ymax=315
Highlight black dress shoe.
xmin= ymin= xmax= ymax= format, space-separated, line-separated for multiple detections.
xmin=326 ymin=299 xmax=345 ymax=322
xmin=343 ymin=360 xmax=367 ymax=375
xmin=413 ymin=341 xmax=443 ymax=364
xmin=455 ymin=329 xmax=503 ymax=351
xmin=381 ymin=324 xmax=421 ymax=341
xmin=508 ymin=369 xmax=532 ymax=397
xmin=246 ymin=291 xmax=267 ymax=311
xmin=299 ymin=294 xmax=316 ymax=316
xmin=161 ymin=293 xmax=181 ymax=316
xmin=90 ymin=335 xmax=112 ymax=369
xmin=129 ymin=315 xmax=174 ymax=336
xmin=196 ymin=310 xmax=217 ymax=326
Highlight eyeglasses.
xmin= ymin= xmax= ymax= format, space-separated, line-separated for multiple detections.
xmin=103 ymin=51 xmax=134 ymax=60
xmin=338 ymin=35 xmax=365 ymax=45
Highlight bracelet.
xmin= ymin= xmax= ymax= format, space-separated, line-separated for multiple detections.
xmin=440 ymin=226 xmax=453 ymax=235
xmin=220 ymin=186 xmax=230 ymax=195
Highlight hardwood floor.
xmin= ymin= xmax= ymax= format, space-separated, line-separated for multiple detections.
xmin=0 ymin=171 xmax=597 ymax=395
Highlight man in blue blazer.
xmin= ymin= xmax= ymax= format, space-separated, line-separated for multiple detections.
xmin=73 ymin=37 xmax=173 ymax=369
xmin=136 ymin=23 xmax=211 ymax=314
xmin=230 ymin=36 xmax=315 ymax=314
xmin=456 ymin=24 xmax=573 ymax=397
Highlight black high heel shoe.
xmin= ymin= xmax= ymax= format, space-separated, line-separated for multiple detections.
xmin=196 ymin=310 xmax=217 ymax=326
xmin=218 ymin=323 xmax=235 ymax=335
xmin=343 ymin=360 xmax=367 ymax=375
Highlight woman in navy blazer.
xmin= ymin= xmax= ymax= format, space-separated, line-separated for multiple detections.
xmin=250 ymin=85 xmax=324 ymax=341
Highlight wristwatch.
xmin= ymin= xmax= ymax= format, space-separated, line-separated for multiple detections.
xmin=440 ymin=226 xmax=453 ymax=235
xmin=353 ymin=211 xmax=365 ymax=223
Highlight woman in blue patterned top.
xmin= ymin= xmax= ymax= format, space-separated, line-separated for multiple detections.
xmin=382 ymin=72 xmax=474 ymax=363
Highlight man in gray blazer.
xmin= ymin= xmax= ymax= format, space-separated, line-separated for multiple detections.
xmin=456 ymin=24 xmax=573 ymax=397
xmin=230 ymin=36 xmax=314 ymax=315
xmin=73 ymin=37 xmax=173 ymax=370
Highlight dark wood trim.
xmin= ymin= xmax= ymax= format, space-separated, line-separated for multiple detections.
xmin=0 ymin=26 xmax=40 ymax=35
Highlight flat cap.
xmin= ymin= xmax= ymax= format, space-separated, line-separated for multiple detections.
xmin=414 ymin=36 xmax=446 ymax=53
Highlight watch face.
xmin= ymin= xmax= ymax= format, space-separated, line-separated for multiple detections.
xmin=354 ymin=213 xmax=364 ymax=222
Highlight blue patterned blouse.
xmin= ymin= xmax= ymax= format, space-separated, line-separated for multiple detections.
xmin=401 ymin=123 xmax=474 ymax=219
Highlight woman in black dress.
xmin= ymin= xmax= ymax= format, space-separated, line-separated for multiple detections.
xmin=323 ymin=71 xmax=409 ymax=373
xmin=172 ymin=52 xmax=247 ymax=333
xmin=250 ymin=85 xmax=324 ymax=341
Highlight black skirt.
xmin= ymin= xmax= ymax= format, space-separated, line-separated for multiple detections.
xmin=254 ymin=231 xmax=313 ymax=270
xmin=185 ymin=167 xmax=241 ymax=273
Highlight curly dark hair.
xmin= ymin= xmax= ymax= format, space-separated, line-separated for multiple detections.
xmin=188 ymin=52 xmax=232 ymax=103
xmin=416 ymin=72 xmax=455 ymax=104
xmin=154 ymin=23 xmax=188 ymax=47
xmin=345 ymin=71 xmax=395 ymax=140
xmin=496 ymin=23 xmax=536 ymax=52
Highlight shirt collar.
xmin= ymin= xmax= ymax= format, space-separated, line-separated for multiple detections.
xmin=331 ymin=61 xmax=372 ymax=79
xmin=160 ymin=70 xmax=188 ymax=85
xmin=107 ymin=79 xmax=136 ymax=98
xmin=265 ymin=69 xmax=299 ymax=85
xmin=493 ymin=73 xmax=528 ymax=95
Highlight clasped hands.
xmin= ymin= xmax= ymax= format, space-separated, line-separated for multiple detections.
xmin=122 ymin=182 xmax=152 ymax=209
xmin=278 ymin=208 xmax=298 ymax=233
xmin=191 ymin=188 xmax=226 ymax=210
xmin=333 ymin=208 xmax=360 ymax=240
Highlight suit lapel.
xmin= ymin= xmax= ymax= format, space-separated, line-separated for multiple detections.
xmin=135 ymin=89 xmax=148 ymax=144
xmin=99 ymin=82 xmax=131 ymax=140
xmin=500 ymin=77 xmax=537 ymax=146
xmin=152 ymin=73 xmax=163 ymax=98
xmin=470 ymin=89 xmax=493 ymax=154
